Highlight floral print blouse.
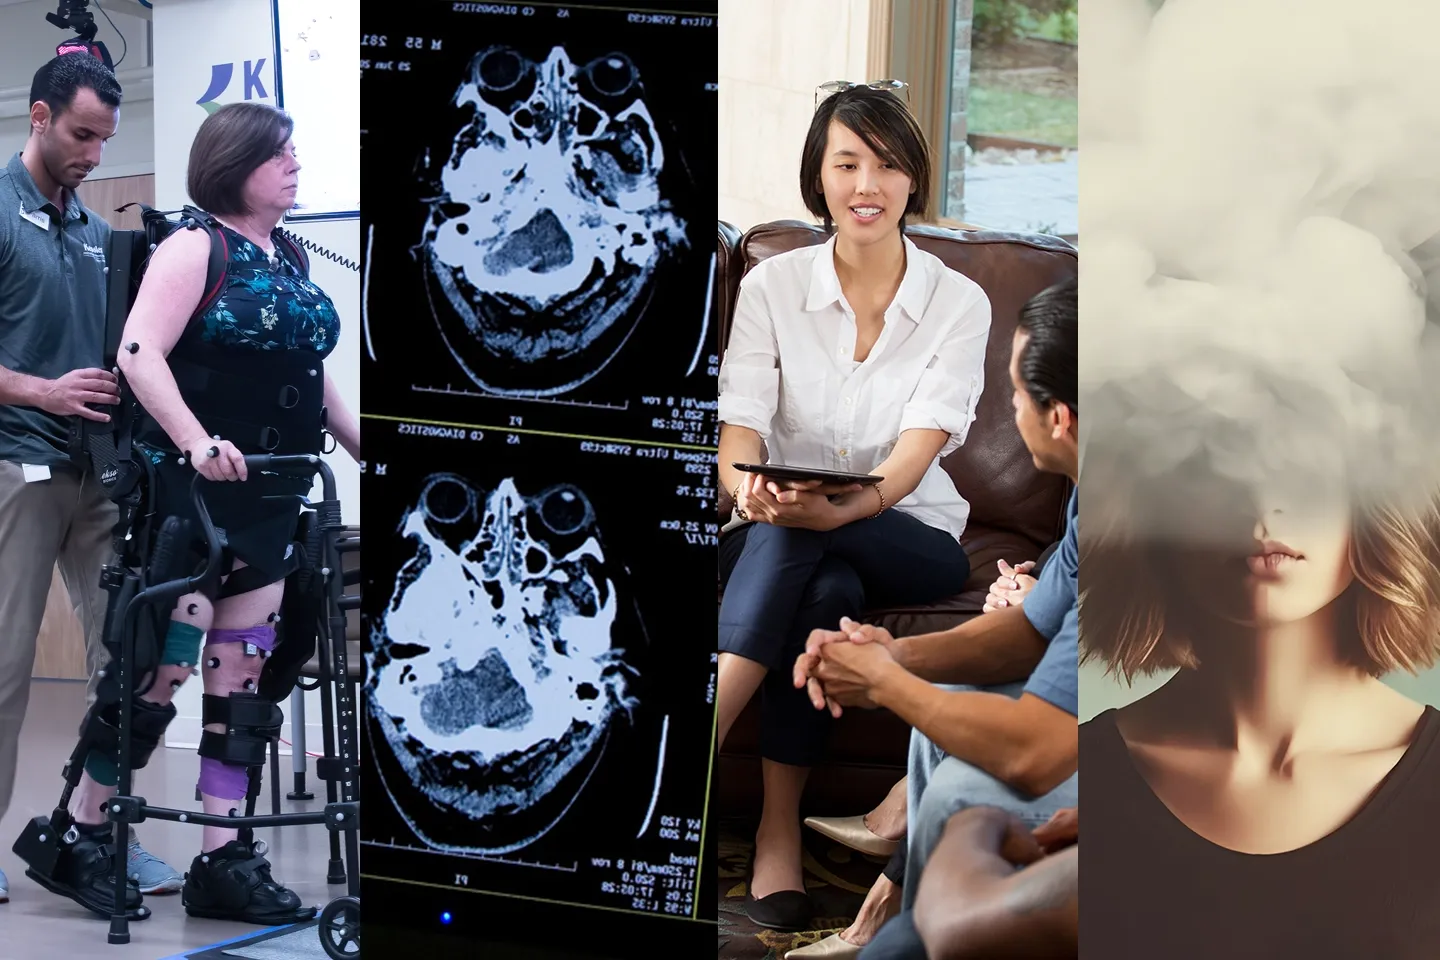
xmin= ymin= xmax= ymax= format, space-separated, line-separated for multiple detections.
xmin=192 ymin=225 xmax=340 ymax=357
xmin=139 ymin=225 xmax=341 ymax=465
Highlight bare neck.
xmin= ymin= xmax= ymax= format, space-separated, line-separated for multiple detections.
xmin=1153 ymin=602 xmax=1379 ymax=758
xmin=1058 ymin=439 xmax=1079 ymax=485
xmin=20 ymin=139 xmax=64 ymax=209
xmin=833 ymin=231 xmax=906 ymax=304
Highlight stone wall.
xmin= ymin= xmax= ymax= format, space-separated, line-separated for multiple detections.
xmin=947 ymin=0 xmax=975 ymax=220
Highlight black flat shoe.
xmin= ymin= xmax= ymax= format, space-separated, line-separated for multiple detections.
xmin=182 ymin=839 xmax=317 ymax=925
xmin=744 ymin=888 xmax=814 ymax=931
xmin=28 ymin=822 xmax=148 ymax=921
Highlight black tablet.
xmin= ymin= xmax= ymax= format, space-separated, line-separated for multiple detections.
xmin=732 ymin=463 xmax=884 ymax=486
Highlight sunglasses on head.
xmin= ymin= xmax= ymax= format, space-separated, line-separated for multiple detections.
xmin=814 ymin=79 xmax=910 ymax=109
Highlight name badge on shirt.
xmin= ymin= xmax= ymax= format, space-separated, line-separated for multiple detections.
xmin=19 ymin=205 xmax=50 ymax=231
xmin=22 ymin=464 xmax=51 ymax=483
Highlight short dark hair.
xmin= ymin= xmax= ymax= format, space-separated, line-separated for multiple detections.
xmin=799 ymin=86 xmax=930 ymax=230
xmin=1015 ymin=278 xmax=1077 ymax=414
xmin=187 ymin=102 xmax=294 ymax=217
xmin=30 ymin=53 xmax=122 ymax=119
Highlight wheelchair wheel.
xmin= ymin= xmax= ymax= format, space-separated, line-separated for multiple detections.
xmin=319 ymin=895 xmax=360 ymax=959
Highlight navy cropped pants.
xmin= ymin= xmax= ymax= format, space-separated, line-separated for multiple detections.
xmin=718 ymin=511 xmax=970 ymax=766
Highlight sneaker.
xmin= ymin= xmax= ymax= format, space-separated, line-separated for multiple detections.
xmin=127 ymin=835 xmax=183 ymax=894
xmin=0 ymin=866 xmax=8 ymax=903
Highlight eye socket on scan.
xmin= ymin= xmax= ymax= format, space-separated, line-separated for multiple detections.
xmin=474 ymin=46 xmax=529 ymax=91
xmin=420 ymin=475 xmax=474 ymax=525
xmin=580 ymin=53 xmax=639 ymax=103
xmin=473 ymin=46 xmax=536 ymax=110
xmin=535 ymin=486 xmax=593 ymax=536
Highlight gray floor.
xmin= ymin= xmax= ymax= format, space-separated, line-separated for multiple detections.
xmin=0 ymin=679 xmax=342 ymax=960
xmin=963 ymin=152 xmax=1079 ymax=238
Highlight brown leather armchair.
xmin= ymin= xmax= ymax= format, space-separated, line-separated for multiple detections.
xmin=715 ymin=220 xmax=1077 ymax=816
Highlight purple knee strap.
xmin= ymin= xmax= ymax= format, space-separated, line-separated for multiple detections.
xmin=199 ymin=626 xmax=275 ymax=799
xmin=207 ymin=625 xmax=277 ymax=651
xmin=199 ymin=757 xmax=250 ymax=800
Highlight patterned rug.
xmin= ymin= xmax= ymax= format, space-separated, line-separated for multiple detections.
xmin=718 ymin=817 xmax=887 ymax=960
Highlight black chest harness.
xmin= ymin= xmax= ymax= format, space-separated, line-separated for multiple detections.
xmin=72 ymin=207 xmax=330 ymax=600
xmin=74 ymin=205 xmax=328 ymax=491
xmin=132 ymin=342 xmax=327 ymax=460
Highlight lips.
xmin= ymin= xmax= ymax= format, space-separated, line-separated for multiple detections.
xmin=1246 ymin=539 xmax=1302 ymax=579
xmin=850 ymin=205 xmax=883 ymax=223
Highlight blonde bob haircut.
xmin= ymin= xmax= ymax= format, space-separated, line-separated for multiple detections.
xmin=1079 ymin=476 xmax=1440 ymax=685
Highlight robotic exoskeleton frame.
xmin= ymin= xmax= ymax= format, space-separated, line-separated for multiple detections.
xmin=9 ymin=206 xmax=361 ymax=956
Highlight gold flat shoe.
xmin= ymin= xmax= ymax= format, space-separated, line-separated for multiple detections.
xmin=785 ymin=933 xmax=864 ymax=959
xmin=803 ymin=815 xmax=899 ymax=858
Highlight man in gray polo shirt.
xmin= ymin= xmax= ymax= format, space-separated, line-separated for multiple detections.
xmin=0 ymin=53 xmax=181 ymax=905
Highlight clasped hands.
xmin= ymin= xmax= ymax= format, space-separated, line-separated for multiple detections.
xmin=997 ymin=806 xmax=1079 ymax=865
xmin=792 ymin=616 xmax=901 ymax=717
xmin=735 ymin=473 xmax=864 ymax=532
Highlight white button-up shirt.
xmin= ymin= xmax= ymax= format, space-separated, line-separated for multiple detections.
xmin=719 ymin=236 xmax=991 ymax=540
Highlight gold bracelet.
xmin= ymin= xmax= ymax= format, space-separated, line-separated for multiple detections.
xmin=869 ymin=483 xmax=887 ymax=519
xmin=734 ymin=483 xmax=749 ymax=521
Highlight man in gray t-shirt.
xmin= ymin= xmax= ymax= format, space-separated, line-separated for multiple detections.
xmin=0 ymin=53 xmax=181 ymax=905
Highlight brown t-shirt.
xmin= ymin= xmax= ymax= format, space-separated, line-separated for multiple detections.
xmin=1080 ymin=705 xmax=1440 ymax=959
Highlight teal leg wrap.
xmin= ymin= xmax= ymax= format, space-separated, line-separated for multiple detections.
xmin=162 ymin=621 xmax=205 ymax=666
xmin=81 ymin=622 xmax=199 ymax=784
xmin=84 ymin=751 xmax=119 ymax=787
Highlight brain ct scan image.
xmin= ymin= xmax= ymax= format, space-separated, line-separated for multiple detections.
xmin=369 ymin=474 xmax=644 ymax=854
xmin=362 ymin=5 xmax=714 ymax=432
xmin=360 ymin=424 xmax=716 ymax=923
xmin=422 ymin=46 xmax=688 ymax=398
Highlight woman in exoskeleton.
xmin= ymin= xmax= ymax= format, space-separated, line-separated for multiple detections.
xmin=42 ymin=101 xmax=359 ymax=925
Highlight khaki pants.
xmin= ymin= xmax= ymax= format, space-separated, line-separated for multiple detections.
xmin=0 ymin=462 xmax=116 ymax=827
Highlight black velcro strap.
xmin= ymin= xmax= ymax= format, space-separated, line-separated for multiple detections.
xmin=201 ymin=692 xmax=283 ymax=733
xmin=80 ymin=698 xmax=177 ymax=771
xmin=218 ymin=559 xmax=293 ymax=599
xmin=194 ymin=416 xmax=284 ymax=452
xmin=229 ymin=856 xmax=269 ymax=890
xmin=169 ymin=353 xmax=306 ymax=396
xmin=198 ymin=730 xmax=270 ymax=768
xmin=274 ymin=230 xmax=310 ymax=277
xmin=212 ymin=855 xmax=271 ymax=911
xmin=180 ymin=206 xmax=229 ymax=319
xmin=149 ymin=349 xmax=325 ymax=458
xmin=132 ymin=698 xmax=178 ymax=739
xmin=80 ymin=704 xmax=120 ymax=756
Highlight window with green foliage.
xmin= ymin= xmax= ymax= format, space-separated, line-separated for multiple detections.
xmin=973 ymin=0 xmax=1077 ymax=47
xmin=966 ymin=0 xmax=1077 ymax=149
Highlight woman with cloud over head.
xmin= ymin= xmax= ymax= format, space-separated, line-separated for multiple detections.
xmin=1079 ymin=406 xmax=1440 ymax=958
